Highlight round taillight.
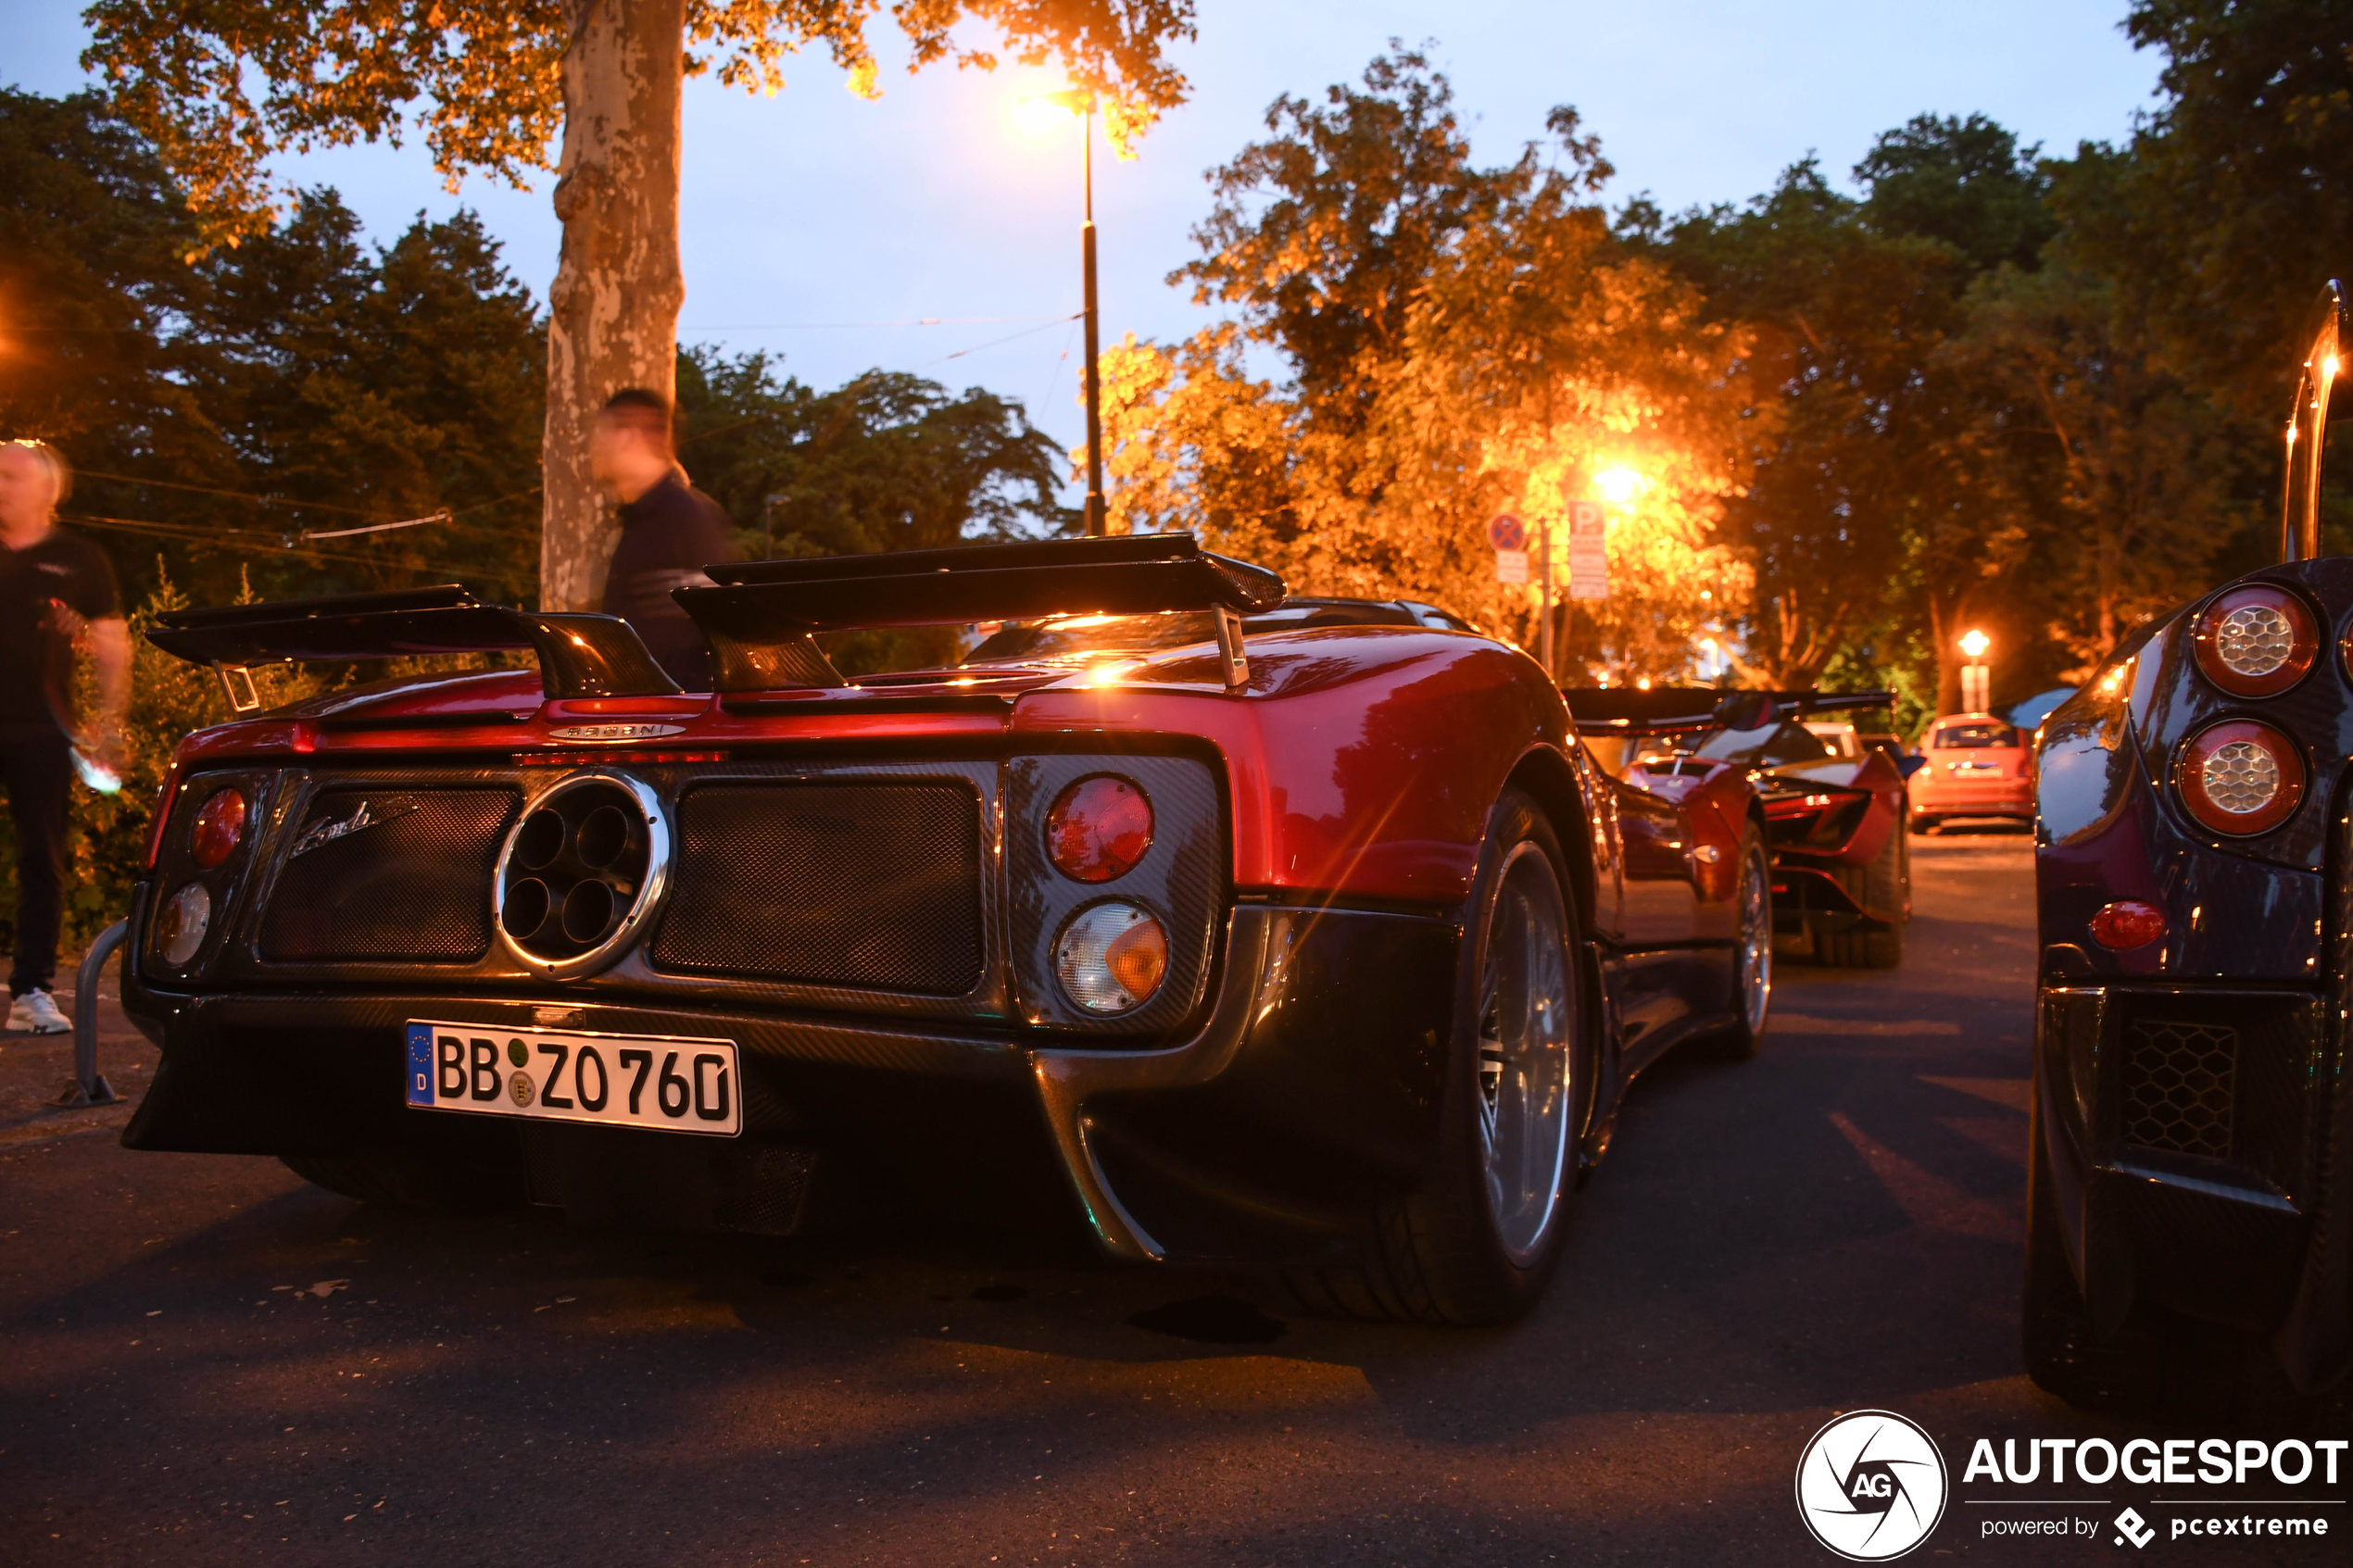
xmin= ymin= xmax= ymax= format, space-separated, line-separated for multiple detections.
xmin=2175 ymin=720 xmax=2305 ymax=835
xmin=189 ymin=788 xmax=247 ymax=869
xmin=2089 ymin=900 xmax=2167 ymax=950
xmin=2194 ymin=584 xmax=2315 ymax=696
xmin=1045 ymin=775 xmax=1153 ymax=883
xmin=157 ymin=881 xmax=212 ymax=967
xmin=1053 ymin=901 xmax=1169 ymax=1014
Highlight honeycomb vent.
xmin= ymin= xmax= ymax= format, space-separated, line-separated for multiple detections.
xmin=2120 ymin=1018 xmax=2235 ymax=1160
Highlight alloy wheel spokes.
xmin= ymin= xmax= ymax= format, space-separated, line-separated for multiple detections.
xmin=1476 ymin=846 xmax=1575 ymax=1265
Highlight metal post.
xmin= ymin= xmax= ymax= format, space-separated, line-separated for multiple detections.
xmin=1538 ymin=518 xmax=1554 ymax=679
xmin=51 ymin=917 xmax=128 ymax=1108
xmin=1080 ymin=107 xmax=1106 ymax=537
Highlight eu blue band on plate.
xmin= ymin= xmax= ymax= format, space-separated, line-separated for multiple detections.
xmin=406 ymin=1022 xmax=435 ymax=1105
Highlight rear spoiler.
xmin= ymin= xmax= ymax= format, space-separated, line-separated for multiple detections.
xmin=1566 ymin=685 xmax=1896 ymax=737
xmin=146 ymin=533 xmax=1292 ymax=709
xmin=676 ymin=533 xmax=1287 ymax=692
xmin=146 ymin=584 xmax=682 ymax=710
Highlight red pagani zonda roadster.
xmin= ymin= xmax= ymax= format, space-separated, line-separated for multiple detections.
xmin=120 ymin=536 xmax=1767 ymax=1323
xmin=1570 ymin=687 xmax=1913 ymax=969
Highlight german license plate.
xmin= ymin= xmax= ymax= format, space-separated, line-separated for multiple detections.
xmin=405 ymin=1021 xmax=740 ymax=1137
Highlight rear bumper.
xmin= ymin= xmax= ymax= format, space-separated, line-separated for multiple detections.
xmin=1911 ymin=783 xmax=2033 ymax=816
xmin=2037 ymin=983 xmax=2352 ymax=1391
xmin=121 ymin=902 xmax=1460 ymax=1268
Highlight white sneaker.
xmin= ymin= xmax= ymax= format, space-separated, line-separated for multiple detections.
xmin=9 ymin=990 xmax=69 ymax=1035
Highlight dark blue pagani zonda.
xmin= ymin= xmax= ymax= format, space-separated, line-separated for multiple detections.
xmin=2028 ymin=282 xmax=2353 ymax=1411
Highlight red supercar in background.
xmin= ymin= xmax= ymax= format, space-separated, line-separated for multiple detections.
xmin=1570 ymin=687 xmax=1914 ymax=968
xmin=116 ymin=536 xmax=1771 ymax=1327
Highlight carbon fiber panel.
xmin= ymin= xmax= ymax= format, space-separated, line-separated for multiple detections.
xmin=258 ymin=788 xmax=517 ymax=963
xmin=649 ymin=783 xmax=984 ymax=995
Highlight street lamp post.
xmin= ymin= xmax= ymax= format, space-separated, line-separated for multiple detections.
xmin=1032 ymin=89 xmax=1107 ymax=535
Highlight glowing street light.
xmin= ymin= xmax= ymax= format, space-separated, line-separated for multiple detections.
xmin=1593 ymin=467 xmax=1644 ymax=506
xmin=1958 ymin=629 xmax=1993 ymax=712
xmin=1021 ymin=87 xmax=1108 ymax=534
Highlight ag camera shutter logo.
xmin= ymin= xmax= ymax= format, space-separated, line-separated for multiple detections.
xmin=1795 ymin=1409 xmax=1949 ymax=1561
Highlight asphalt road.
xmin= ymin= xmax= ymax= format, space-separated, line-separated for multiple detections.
xmin=6 ymin=829 xmax=2349 ymax=1566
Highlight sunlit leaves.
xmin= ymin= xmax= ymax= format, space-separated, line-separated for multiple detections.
xmin=83 ymin=0 xmax=1196 ymax=249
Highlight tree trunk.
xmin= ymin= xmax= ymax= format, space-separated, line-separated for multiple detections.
xmin=1930 ymin=591 xmax=1961 ymax=718
xmin=539 ymin=0 xmax=686 ymax=611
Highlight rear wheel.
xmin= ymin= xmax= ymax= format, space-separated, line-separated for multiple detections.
xmin=1814 ymin=811 xmax=1906 ymax=969
xmin=1718 ymin=827 xmax=1772 ymax=1059
xmin=1279 ymin=788 xmax=1582 ymax=1324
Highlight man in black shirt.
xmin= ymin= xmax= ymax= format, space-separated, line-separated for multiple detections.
xmin=589 ymin=388 xmax=732 ymax=688
xmin=0 ymin=441 xmax=129 ymax=1034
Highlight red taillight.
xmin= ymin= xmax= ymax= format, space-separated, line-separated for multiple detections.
xmin=2194 ymin=584 xmax=2316 ymax=696
xmin=189 ymin=788 xmax=247 ymax=869
xmin=2089 ymin=900 xmax=2167 ymax=950
xmin=2175 ymin=720 xmax=2305 ymax=835
xmin=1046 ymin=775 xmax=1153 ymax=883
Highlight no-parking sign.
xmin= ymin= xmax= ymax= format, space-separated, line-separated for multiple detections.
xmin=1487 ymin=514 xmax=1526 ymax=552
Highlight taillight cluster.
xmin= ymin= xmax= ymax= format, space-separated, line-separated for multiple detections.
xmin=2175 ymin=584 xmax=2322 ymax=838
xmin=1044 ymin=774 xmax=1167 ymax=1015
xmin=157 ymin=786 xmax=248 ymax=969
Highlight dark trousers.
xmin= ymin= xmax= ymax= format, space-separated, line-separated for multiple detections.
xmin=1 ymin=724 xmax=71 ymax=996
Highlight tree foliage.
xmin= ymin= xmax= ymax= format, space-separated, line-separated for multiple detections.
xmin=2112 ymin=0 xmax=2353 ymax=415
xmin=1111 ymin=49 xmax=1749 ymax=682
xmin=83 ymin=0 xmax=1200 ymax=248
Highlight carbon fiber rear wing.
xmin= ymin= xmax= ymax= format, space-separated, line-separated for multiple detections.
xmin=146 ymin=584 xmax=682 ymax=709
xmin=676 ymin=533 xmax=1287 ymax=692
xmin=1566 ymin=685 xmax=1895 ymax=736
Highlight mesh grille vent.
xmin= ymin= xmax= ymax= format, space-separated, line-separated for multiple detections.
xmin=650 ymin=783 xmax=982 ymax=994
xmin=260 ymin=788 xmax=516 ymax=962
xmin=2120 ymin=1018 xmax=2236 ymax=1160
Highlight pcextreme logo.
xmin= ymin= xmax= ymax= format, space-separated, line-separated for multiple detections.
xmin=1796 ymin=1409 xmax=1951 ymax=1561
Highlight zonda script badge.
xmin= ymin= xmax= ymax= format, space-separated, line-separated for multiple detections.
xmin=1794 ymin=1409 xmax=1948 ymax=1561
xmin=289 ymin=796 xmax=421 ymax=858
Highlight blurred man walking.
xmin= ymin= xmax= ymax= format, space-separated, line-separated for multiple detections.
xmin=589 ymin=389 xmax=731 ymax=689
xmin=0 ymin=441 xmax=129 ymax=1034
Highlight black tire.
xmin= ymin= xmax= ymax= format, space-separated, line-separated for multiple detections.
xmin=282 ymin=1147 xmax=528 ymax=1214
xmin=1278 ymin=787 xmax=1584 ymax=1325
xmin=1716 ymin=825 xmax=1772 ymax=1060
xmin=1814 ymin=812 xmax=1906 ymax=968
